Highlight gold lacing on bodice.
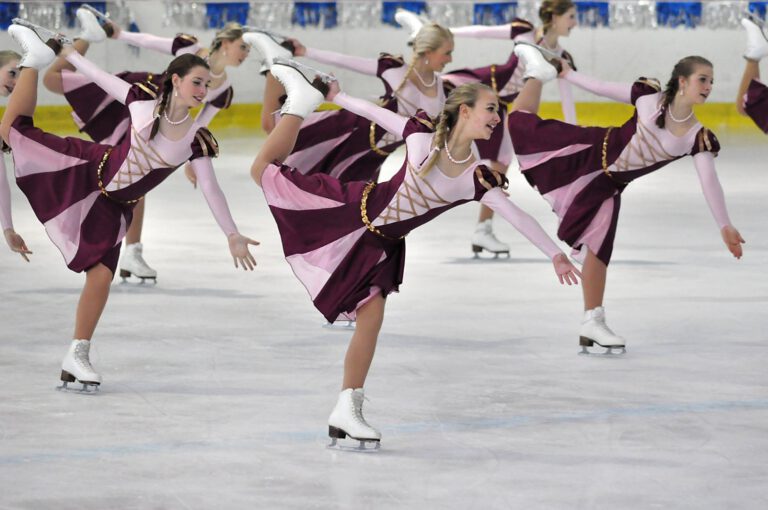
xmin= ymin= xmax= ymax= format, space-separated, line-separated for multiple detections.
xmin=378 ymin=162 xmax=451 ymax=225
xmin=107 ymin=125 xmax=175 ymax=192
xmin=602 ymin=120 xmax=677 ymax=183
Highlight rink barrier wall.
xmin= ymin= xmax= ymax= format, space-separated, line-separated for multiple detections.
xmin=0 ymin=102 xmax=757 ymax=136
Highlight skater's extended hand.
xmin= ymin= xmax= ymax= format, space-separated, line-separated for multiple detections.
xmin=4 ymin=228 xmax=32 ymax=262
xmin=325 ymin=78 xmax=340 ymax=101
xmin=552 ymin=253 xmax=581 ymax=285
xmin=184 ymin=162 xmax=197 ymax=188
xmin=558 ymin=59 xmax=572 ymax=78
xmin=286 ymin=38 xmax=306 ymax=57
xmin=721 ymin=225 xmax=745 ymax=259
xmin=228 ymin=233 xmax=259 ymax=270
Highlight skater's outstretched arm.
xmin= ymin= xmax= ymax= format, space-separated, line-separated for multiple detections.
xmin=0 ymin=158 xmax=32 ymax=261
xmin=450 ymin=24 xmax=516 ymax=39
xmin=561 ymin=63 xmax=632 ymax=104
xmin=190 ymin=157 xmax=259 ymax=269
xmin=558 ymin=79 xmax=577 ymax=124
xmin=194 ymin=103 xmax=222 ymax=128
xmin=62 ymin=48 xmax=130 ymax=103
xmin=290 ymin=39 xmax=378 ymax=76
xmin=109 ymin=22 xmax=201 ymax=56
xmin=333 ymin=92 xmax=408 ymax=136
xmin=692 ymin=153 xmax=744 ymax=258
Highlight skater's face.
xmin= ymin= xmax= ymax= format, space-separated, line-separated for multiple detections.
xmin=172 ymin=66 xmax=212 ymax=107
xmin=424 ymin=40 xmax=454 ymax=72
xmin=679 ymin=65 xmax=714 ymax=104
xmin=220 ymin=37 xmax=251 ymax=67
xmin=551 ymin=7 xmax=578 ymax=37
xmin=460 ymin=89 xmax=501 ymax=140
xmin=0 ymin=59 xmax=19 ymax=97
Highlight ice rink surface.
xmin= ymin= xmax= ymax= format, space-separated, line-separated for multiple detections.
xmin=1 ymin=133 xmax=766 ymax=509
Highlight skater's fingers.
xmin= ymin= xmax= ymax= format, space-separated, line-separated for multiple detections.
xmin=246 ymin=252 xmax=257 ymax=267
xmin=557 ymin=273 xmax=564 ymax=285
xmin=20 ymin=252 xmax=29 ymax=262
xmin=233 ymin=256 xmax=239 ymax=269
xmin=246 ymin=237 xmax=260 ymax=246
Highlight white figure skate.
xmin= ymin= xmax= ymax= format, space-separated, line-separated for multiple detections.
xmin=579 ymin=306 xmax=627 ymax=356
xmin=514 ymin=42 xmax=560 ymax=82
xmin=119 ymin=242 xmax=157 ymax=284
xmin=471 ymin=219 xmax=510 ymax=258
xmin=7 ymin=22 xmax=60 ymax=70
xmin=328 ymin=388 xmax=381 ymax=451
xmin=75 ymin=6 xmax=107 ymax=43
xmin=242 ymin=31 xmax=294 ymax=70
xmin=269 ymin=59 xmax=331 ymax=118
xmin=742 ymin=17 xmax=768 ymax=61
xmin=395 ymin=8 xmax=426 ymax=40
xmin=58 ymin=339 xmax=101 ymax=393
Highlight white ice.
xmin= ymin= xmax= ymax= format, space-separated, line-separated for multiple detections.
xmin=1 ymin=133 xmax=767 ymax=509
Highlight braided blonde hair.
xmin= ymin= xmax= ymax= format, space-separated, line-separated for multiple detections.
xmin=419 ymin=83 xmax=494 ymax=177
xmin=393 ymin=23 xmax=453 ymax=99
xmin=209 ymin=22 xmax=245 ymax=53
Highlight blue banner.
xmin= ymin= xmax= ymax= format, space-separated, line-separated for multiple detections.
xmin=656 ymin=1 xmax=702 ymax=28
xmin=576 ymin=1 xmax=609 ymax=27
xmin=748 ymin=1 xmax=768 ymax=20
xmin=293 ymin=2 xmax=338 ymax=29
xmin=0 ymin=2 xmax=19 ymax=30
xmin=473 ymin=2 xmax=518 ymax=26
xmin=64 ymin=2 xmax=106 ymax=28
xmin=382 ymin=2 xmax=427 ymax=26
xmin=206 ymin=2 xmax=249 ymax=28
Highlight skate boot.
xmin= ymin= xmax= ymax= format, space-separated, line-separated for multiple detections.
xmin=119 ymin=242 xmax=157 ymax=283
xmin=242 ymin=31 xmax=294 ymax=70
xmin=7 ymin=23 xmax=60 ymax=70
xmin=75 ymin=6 xmax=107 ymax=43
xmin=514 ymin=43 xmax=559 ymax=82
xmin=270 ymin=59 xmax=330 ymax=118
xmin=323 ymin=320 xmax=356 ymax=331
xmin=742 ymin=17 xmax=768 ymax=61
xmin=58 ymin=339 xmax=101 ymax=393
xmin=579 ymin=306 xmax=626 ymax=356
xmin=395 ymin=8 xmax=426 ymax=40
xmin=471 ymin=219 xmax=510 ymax=258
xmin=328 ymin=388 xmax=381 ymax=451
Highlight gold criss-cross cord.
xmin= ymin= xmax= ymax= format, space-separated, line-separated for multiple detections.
xmin=379 ymin=163 xmax=451 ymax=224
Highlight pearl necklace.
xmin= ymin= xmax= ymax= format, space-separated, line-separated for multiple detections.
xmin=444 ymin=139 xmax=472 ymax=164
xmin=209 ymin=69 xmax=225 ymax=79
xmin=163 ymin=109 xmax=190 ymax=125
xmin=667 ymin=105 xmax=694 ymax=123
xmin=412 ymin=67 xmax=436 ymax=88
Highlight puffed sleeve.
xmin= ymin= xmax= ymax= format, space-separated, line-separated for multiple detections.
xmin=401 ymin=110 xmax=436 ymax=139
xmin=189 ymin=128 xmax=220 ymax=161
xmin=690 ymin=127 xmax=720 ymax=157
xmin=630 ymin=77 xmax=662 ymax=106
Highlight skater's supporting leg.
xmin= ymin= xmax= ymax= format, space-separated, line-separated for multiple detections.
xmin=73 ymin=263 xmax=113 ymax=340
xmin=250 ymin=114 xmax=304 ymax=186
xmin=261 ymin=71 xmax=284 ymax=134
xmin=581 ymin=249 xmax=606 ymax=310
xmin=737 ymin=59 xmax=760 ymax=116
xmin=0 ymin=67 xmax=38 ymax=145
xmin=342 ymin=295 xmax=385 ymax=390
xmin=42 ymin=38 xmax=89 ymax=94
xmin=510 ymin=78 xmax=544 ymax=115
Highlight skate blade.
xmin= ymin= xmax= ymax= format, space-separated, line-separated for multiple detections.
xmin=744 ymin=10 xmax=766 ymax=29
xmin=471 ymin=245 xmax=510 ymax=260
xmin=119 ymin=271 xmax=157 ymax=285
xmin=81 ymin=4 xmax=110 ymax=21
xmin=56 ymin=381 xmax=100 ymax=394
xmin=327 ymin=437 xmax=381 ymax=452
xmin=12 ymin=18 xmax=73 ymax=45
xmin=272 ymin=57 xmax=336 ymax=83
xmin=322 ymin=321 xmax=356 ymax=331
xmin=578 ymin=345 xmax=626 ymax=357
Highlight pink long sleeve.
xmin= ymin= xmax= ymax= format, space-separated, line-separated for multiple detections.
xmin=450 ymin=25 xmax=512 ymax=39
xmin=304 ymin=47 xmax=378 ymax=76
xmin=334 ymin=92 xmax=408 ymax=136
xmin=65 ymin=52 xmax=130 ymax=104
xmin=557 ymin=79 xmax=578 ymax=124
xmin=195 ymin=103 xmax=221 ymax=128
xmin=693 ymin=152 xmax=732 ymax=229
xmin=117 ymin=31 xmax=199 ymax=55
xmin=0 ymin=157 xmax=13 ymax=231
xmin=563 ymin=70 xmax=633 ymax=104
xmin=480 ymin=188 xmax=563 ymax=260
xmin=190 ymin=158 xmax=239 ymax=236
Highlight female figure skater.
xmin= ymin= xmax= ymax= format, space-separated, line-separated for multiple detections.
xmin=505 ymin=45 xmax=744 ymax=354
xmin=43 ymin=7 xmax=249 ymax=282
xmin=250 ymin=59 xmax=581 ymax=448
xmin=737 ymin=16 xmax=768 ymax=132
xmin=2 ymin=21 xmax=257 ymax=391
xmin=399 ymin=1 xmax=579 ymax=256
xmin=0 ymin=49 xmax=32 ymax=261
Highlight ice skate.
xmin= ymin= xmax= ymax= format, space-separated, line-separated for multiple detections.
xmin=58 ymin=339 xmax=101 ymax=393
xmin=471 ymin=219 xmax=510 ymax=259
xmin=119 ymin=242 xmax=157 ymax=284
xmin=578 ymin=306 xmax=627 ymax=356
xmin=7 ymin=22 xmax=61 ymax=70
xmin=75 ymin=6 xmax=107 ymax=43
xmin=242 ymin=26 xmax=296 ymax=55
xmin=322 ymin=320 xmax=356 ymax=331
xmin=742 ymin=17 xmax=768 ymax=61
xmin=395 ymin=8 xmax=426 ymax=40
xmin=327 ymin=388 xmax=381 ymax=451
xmin=242 ymin=31 xmax=294 ymax=70
xmin=269 ymin=59 xmax=329 ymax=118
xmin=514 ymin=42 xmax=560 ymax=81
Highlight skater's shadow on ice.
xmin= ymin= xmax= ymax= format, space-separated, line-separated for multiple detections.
xmin=444 ymin=257 xmax=676 ymax=266
xmin=13 ymin=287 xmax=263 ymax=299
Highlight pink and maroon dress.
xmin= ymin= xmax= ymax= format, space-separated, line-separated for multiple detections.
xmin=508 ymin=71 xmax=732 ymax=266
xmin=744 ymin=79 xmax=768 ymax=133
xmin=61 ymin=32 xmax=234 ymax=145
xmin=445 ymin=19 xmax=578 ymax=166
xmin=10 ymin=52 xmax=239 ymax=274
xmin=262 ymin=93 xmax=565 ymax=323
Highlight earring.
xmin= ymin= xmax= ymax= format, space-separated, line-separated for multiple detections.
xmin=679 ymin=89 xmax=684 ymax=96
xmin=223 ymin=50 xmax=227 ymax=57
xmin=425 ymin=58 xmax=429 ymax=66
xmin=174 ymin=88 xmax=178 ymax=97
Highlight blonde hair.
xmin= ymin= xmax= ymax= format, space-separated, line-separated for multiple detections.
xmin=210 ymin=22 xmax=245 ymax=53
xmin=394 ymin=23 xmax=453 ymax=98
xmin=539 ymin=0 xmax=575 ymax=32
xmin=0 ymin=50 xmax=21 ymax=68
xmin=420 ymin=83 xmax=494 ymax=177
